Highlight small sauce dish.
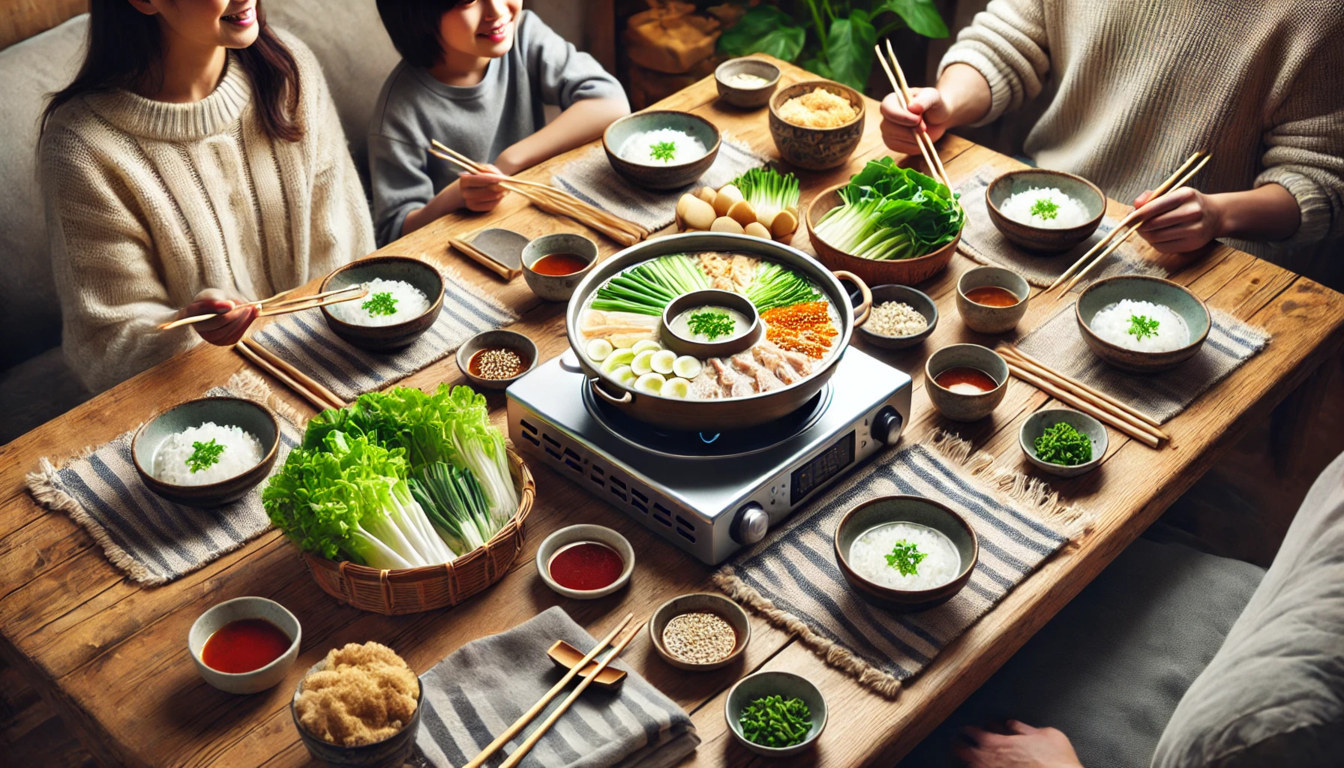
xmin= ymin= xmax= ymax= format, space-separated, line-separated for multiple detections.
xmin=535 ymin=524 xmax=635 ymax=600
xmin=455 ymin=329 xmax=538 ymax=391
xmin=925 ymin=344 xmax=1009 ymax=422
xmin=522 ymin=233 xmax=599 ymax=302
xmin=725 ymin=670 xmax=827 ymax=756
xmin=956 ymin=266 xmax=1029 ymax=334
xmin=648 ymin=592 xmax=750 ymax=671
xmin=189 ymin=596 xmax=301 ymax=694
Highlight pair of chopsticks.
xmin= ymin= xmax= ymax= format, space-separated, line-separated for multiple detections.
xmin=158 ymin=286 xmax=368 ymax=331
xmin=464 ymin=613 xmax=642 ymax=768
xmin=998 ymin=345 xmax=1167 ymax=448
xmin=233 ymin=337 xmax=345 ymax=412
xmin=427 ymin=140 xmax=649 ymax=247
xmin=875 ymin=39 xmax=951 ymax=189
xmin=1046 ymin=151 xmax=1212 ymax=294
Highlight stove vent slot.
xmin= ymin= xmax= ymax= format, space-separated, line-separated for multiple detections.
xmin=608 ymin=476 xmax=628 ymax=502
xmin=541 ymin=433 xmax=562 ymax=460
xmin=630 ymin=488 xmax=648 ymax=514
xmin=561 ymin=448 xmax=583 ymax=474
xmin=650 ymin=502 xmax=673 ymax=529
xmin=517 ymin=419 xmax=540 ymax=447
xmin=589 ymin=465 xmax=606 ymax=487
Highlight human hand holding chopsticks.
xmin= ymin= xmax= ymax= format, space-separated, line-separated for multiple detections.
xmin=174 ymin=288 xmax=258 ymax=346
xmin=1131 ymin=182 xmax=1302 ymax=254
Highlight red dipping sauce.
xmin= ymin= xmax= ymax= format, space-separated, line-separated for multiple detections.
xmin=965 ymin=285 xmax=1021 ymax=307
xmin=934 ymin=366 xmax=999 ymax=395
xmin=531 ymin=253 xmax=589 ymax=276
xmin=201 ymin=618 xmax=292 ymax=674
xmin=548 ymin=541 xmax=624 ymax=591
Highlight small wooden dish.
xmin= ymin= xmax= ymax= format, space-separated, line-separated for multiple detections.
xmin=546 ymin=640 xmax=627 ymax=689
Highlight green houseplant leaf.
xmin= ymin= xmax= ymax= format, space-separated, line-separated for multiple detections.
xmin=877 ymin=0 xmax=950 ymax=38
xmin=717 ymin=5 xmax=806 ymax=61
xmin=823 ymin=10 xmax=878 ymax=91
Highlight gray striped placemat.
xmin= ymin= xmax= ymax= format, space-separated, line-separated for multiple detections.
xmin=714 ymin=432 xmax=1088 ymax=698
xmin=25 ymin=372 xmax=300 ymax=586
xmin=957 ymin=166 xmax=1168 ymax=288
xmin=551 ymin=135 xmax=767 ymax=232
xmin=249 ymin=268 xmax=517 ymax=403
xmin=412 ymin=607 xmax=699 ymax=768
xmin=1016 ymin=303 xmax=1270 ymax=424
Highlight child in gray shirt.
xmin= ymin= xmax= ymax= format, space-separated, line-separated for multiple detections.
xmin=369 ymin=1 xmax=629 ymax=246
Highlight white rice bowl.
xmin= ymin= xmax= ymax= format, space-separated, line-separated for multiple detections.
xmin=999 ymin=186 xmax=1092 ymax=229
xmin=617 ymin=127 xmax=708 ymax=166
xmin=152 ymin=422 xmax=263 ymax=486
xmin=326 ymin=278 xmax=430 ymax=327
xmin=848 ymin=521 xmax=961 ymax=590
xmin=1090 ymin=299 xmax=1191 ymax=352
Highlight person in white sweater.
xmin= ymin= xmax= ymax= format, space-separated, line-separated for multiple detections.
xmin=881 ymin=0 xmax=1343 ymax=286
xmin=40 ymin=0 xmax=374 ymax=392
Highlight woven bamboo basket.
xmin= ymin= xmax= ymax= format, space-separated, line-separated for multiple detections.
xmin=301 ymin=449 xmax=536 ymax=615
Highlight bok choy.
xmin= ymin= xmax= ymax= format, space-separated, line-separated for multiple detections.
xmin=812 ymin=158 xmax=964 ymax=261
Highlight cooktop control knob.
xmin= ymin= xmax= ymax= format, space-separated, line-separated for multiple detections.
xmin=733 ymin=503 xmax=769 ymax=545
xmin=872 ymin=406 xmax=903 ymax=445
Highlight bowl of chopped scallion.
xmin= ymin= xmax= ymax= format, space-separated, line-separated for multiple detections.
xmin=725 ymin=671 xmax=826 ymax=756
xmin=1019 ymin=408 xmax=1108 ymax=477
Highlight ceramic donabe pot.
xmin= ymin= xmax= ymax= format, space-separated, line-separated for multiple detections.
xmin=566 ymin=232 xmax=867 ymax=432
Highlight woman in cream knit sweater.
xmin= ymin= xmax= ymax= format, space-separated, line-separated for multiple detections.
xmin=882 ymin=0 xmax=1343 ymax=286
xmin=40 ymin=0 xmax=374 ymax=392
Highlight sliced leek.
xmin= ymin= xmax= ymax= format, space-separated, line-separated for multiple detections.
xmin=585 ymin=338 xmax=614 ymax=362
xmin=650 ymin=349 xmax=677 ymax=375
xmin=631 ymin=350 xmax=656 ymax=376
xmin=672 ymin=355 xmax=703 ymax=379
xmin=634 ymin=372 xmax=666 ymax=394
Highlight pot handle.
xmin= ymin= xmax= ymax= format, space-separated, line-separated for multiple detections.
xmin=833 ymin=270 xmax=873 ymax=326
xmin=590 ymin=377 xmax=633 ymax=405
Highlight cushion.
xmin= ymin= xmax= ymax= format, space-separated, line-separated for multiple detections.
xmin=900 ymin=536 xmax=1265 ymax=768
xmin=0 ymin=346 xmax=91 ymax=445
xmin=1152 ymin=450 xmax=1344 ymax=767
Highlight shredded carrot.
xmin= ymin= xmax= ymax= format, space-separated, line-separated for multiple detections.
xmin=762 ymin=301 xmax=836 ymax=358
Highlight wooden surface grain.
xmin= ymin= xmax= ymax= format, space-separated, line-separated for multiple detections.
xmin=2 ymin=57 xmax=1342 ymax=768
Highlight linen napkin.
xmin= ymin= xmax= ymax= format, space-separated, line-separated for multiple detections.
xmin=956 ymin=166 xmax=1167 ymax=288
xmin=551 ymin=135 xmax=767 ymax=233
xmin=1016 ymin=303 xmax=1270 ymax=424
xmin=715 ymin=432 xmax=1088 ymax=698
xmin=25 ymin=372 xmax=300 ymax=586
xmin=248 ymin=267 xmax=517 ymax=403
xmin=412 ymin=606 xmax=698 ymax=768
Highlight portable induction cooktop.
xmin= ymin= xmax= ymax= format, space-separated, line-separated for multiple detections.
xmin=506 ymin=346 xmax=912 ymax=564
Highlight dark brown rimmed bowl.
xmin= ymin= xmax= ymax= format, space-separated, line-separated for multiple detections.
xmin=603 ymin=110 xmax=721 ymax=190
xmin=320 ymin=256 xmax=444 ymax=351
xmin=292 ymin=659 xmax=423 ymax=767
xmin=985 ymin=169 xmax=1105 ymax=253
xmin=834 ymin=495 xmax=979 ymax=611
xmin=806 ymin=183 xmax=961 ymax=286
xmin=714 ymin=57 xmax=782 ymax=109
xmin=769 ymin=80 xmax=865 ymax=170
xmin=925 ymin=344 xmax=1009 ymax=422
xmin=1075 ymin=275 xmax=1211 ymax=373
xmin=131 ymin=396 xmax=280 ymax=507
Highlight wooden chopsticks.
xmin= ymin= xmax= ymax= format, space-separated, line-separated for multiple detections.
xmin=464 ymin=613 xmax=638 ymax=768
xmin=998 ymin=345 xmax=1168 ymax=448
xmin=234 ymin=338 xmax=345 ymax=412
xmin=159 ymin=286 xmax=367 ymax=330
xmin=427 ymin=140 xmax=649 ymax=247
xmin=1046 ymin=151 xmax=1211 ymax=294
xmin=875 ymin=40 xmax=951 ymax=189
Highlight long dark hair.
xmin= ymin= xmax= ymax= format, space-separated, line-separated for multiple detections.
xmin=42 ymin=0 xmax=303 ymax=142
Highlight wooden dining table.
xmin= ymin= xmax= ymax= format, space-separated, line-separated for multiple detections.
xmin=3 ymin=56 xmax=1342 ymax=768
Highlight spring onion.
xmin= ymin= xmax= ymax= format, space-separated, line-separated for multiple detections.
xmin=407 ymin=462 xmax=495 ymax=555
xmin=186 ymin=439 xmax=224 ymax=473
xmin=591 ymin=254 xmax=711 ymax=315
xmin=732 ymin=167 xmax=800 ymax=226
xmin=739 ymin=695 xmax=812 ymax=748
xmin=1034 ymin=422 xmax=1093 ymax=466
xmin=813 ymin=157 xmax=964 ymax=261
xmin=747 ymin=261 xmax=820 ymax=311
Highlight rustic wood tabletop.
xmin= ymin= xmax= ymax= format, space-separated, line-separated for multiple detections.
xmin=2 ymin=57 xmax=1341 ymax=767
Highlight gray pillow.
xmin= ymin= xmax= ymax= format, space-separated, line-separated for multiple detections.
xmin=1152 ymin=451 xmax=1344 ymax=767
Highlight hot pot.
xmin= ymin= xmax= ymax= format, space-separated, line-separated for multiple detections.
xmin=565 ymin=232 xmax=871 ymax=432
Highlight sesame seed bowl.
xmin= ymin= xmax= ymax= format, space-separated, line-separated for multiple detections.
xmin=455 ymin=330 xmax=538 ymax=391
xmin=856 ymin=285 xmax=939 ymax=350
xmin=649 ymin=593 xmax=751 ymax=671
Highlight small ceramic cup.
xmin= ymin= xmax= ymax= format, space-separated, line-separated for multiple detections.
xmin=1019 ymin=408 xmax=1109 ymax=478
xmin=925 ymin=344 xmax=1009 ymax=422
xmin=535 ymin=524 xmax=635 ymax=600
xmin=522 ymin=233 xmax=599 ymax=302
xmin=648 ymin=593 xmax=751 ymax=671
xmin=956 ymin=266 xmax=1030 ymax=334
xmin=714 ymin=58 xmax=781 ymax=109
xmin=725 ymin=670 xmax=827 ymax=757
xmin=189 ymin=596 xmax=301 ymax=694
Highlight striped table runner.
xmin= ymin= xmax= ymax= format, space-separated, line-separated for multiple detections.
xmin=25 ymin=373 xmax=300 ymax=586
xmin=413 ymin=607 xmax=699 ymax=768
xmin=250 ymin=269 xmax=517 ymax=403
xmin=715 ymin=433 xmax=1088 ymax=697
xmin=1017 ymin=303 xmax=1270 ymax=423
xmin=551 ymin=136 xmax=767 ymax=233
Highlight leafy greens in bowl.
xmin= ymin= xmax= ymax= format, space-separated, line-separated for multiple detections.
xmin=811 ymin=158 xmax=964 ymax=261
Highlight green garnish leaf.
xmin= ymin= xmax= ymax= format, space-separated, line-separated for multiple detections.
xmin=650 ymin=141 xmax=677 ymax=162
xmin=884 ymin=540 xmax=927 ymax=576
xmin=362 ymin=291 xmax=398 ymax=316
xmin=186 ymin=439 xmax=225 ymax=473
xmin=1127 ymin=314 xmax=1160 ymax=340
xmin=688 ymin=311 xmax=736 ymax=340
xmin=739 ymin=694 xmax=812 ymax=748
xmin=1030 ymin=197 xmax=1060 ymax=220
xmin=1034 ymin=422 xmax=1093 ymax=466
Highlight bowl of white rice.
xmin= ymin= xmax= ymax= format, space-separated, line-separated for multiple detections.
xmin=132 ymin=397 xmax=280 ymax=506
xmin=603 ymin=110 xmax=721 ymax=190
xmin=1076 ymin=275 xmax=1210 ymax=372
xmin=986 ymin=169 xmax=1105 ymax=253
xmin=320 ymin=256 xmax=444 ymax=351
xmin=834 ymin=495 xmax=978 ymax=611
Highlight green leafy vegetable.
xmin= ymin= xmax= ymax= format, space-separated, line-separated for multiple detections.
xmin=1030 ymin=198 xmax=1059 ymax=220
xmin=885 ymin=540 xmax=927 ymax=576
xmin=812 ymin=157 xmax=965 ymax=261
xmin=1127 ymin=314 xmax=1160 ymax=341
xmin=688 ymin=311 xmax=736 ymax=340
xmin=650 ymin=141 xmax=677 ymax=162
xmin=362 ymin=291 xmax=398 ymax=316
xmin=408 ymin=462 xmax=495 ymax=555
xmin=746 ymin=261 xmax=821 ymax=311
xmin=591 ymin=254 xmax=711 ymax=316
xmin=1034 ymin=422 xmax=1093 ymax=466
xmin=739 ymin=695 xmax=812 ymax=748
xmin=186 ymin=439 xmax=224 ymax=473
xmin=732 ymin=167 xmax=800 ymax=223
